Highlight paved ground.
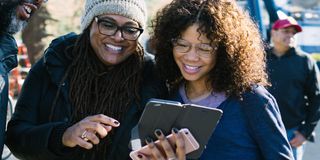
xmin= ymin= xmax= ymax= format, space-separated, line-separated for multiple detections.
xmin=303 ymin=124 xmax=320 ymax=160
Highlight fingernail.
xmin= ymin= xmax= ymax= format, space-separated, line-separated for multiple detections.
xmin=154 ymin=129 xmax=163 ymax=137
xmin=137 ymin=154 xmax=143 ymax=158
xmin=113 ymin=120 xmax=119 ymax=125
xmin=172 ymin=128 xmax=179 ymax=134
xmin=145 ymin=137 xmax=153 ymax=144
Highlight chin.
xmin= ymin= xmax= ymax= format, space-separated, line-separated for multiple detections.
xmin=182 ymin=74 xmax=198 ymax=82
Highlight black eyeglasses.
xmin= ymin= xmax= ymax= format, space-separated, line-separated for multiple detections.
xmin=34 ymin=0 xmax=48 ymax=3
xmin=172 ymin=38 xmax=216 ymax=58
xmin=94 ymin=17 xmax=144 ymax=41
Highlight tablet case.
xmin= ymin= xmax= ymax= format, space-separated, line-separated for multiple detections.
xmin=137 ymin=98 xmax=223 ymax=159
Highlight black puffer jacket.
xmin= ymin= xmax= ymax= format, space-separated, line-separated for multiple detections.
xmin=6 ymin=33 xmax=166 ymax=160
xmin=0 ymin=32 xmax=18 ymax=155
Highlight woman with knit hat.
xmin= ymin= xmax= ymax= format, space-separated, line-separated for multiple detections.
xmin=5 ymin=0 xmax=173 ymax=159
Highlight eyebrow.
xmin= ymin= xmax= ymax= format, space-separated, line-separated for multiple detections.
xmin=98 ymin=16 xmax=139 ymax=27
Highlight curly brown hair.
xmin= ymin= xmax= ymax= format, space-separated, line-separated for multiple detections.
xmin=151 ymin=0 xmax=269 ymax=96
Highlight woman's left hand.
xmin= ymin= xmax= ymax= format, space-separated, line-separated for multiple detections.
xmin=139 ymin=128 xmax=186 ymax=160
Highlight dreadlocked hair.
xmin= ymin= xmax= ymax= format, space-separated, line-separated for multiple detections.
xmin=66 ymin=28 xmax=144 ymax=159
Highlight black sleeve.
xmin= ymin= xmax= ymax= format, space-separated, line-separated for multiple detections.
xmin=242 ymin=86 xmax=294 ymax=160
xmin=5 ymin=60 xmax=74 ymax=160
xmin=48 ymin=123 xmax=75 ymax=156
xmin=298 ymin=57 xmax=320 ymax=140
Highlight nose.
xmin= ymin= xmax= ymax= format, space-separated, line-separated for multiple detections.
xmin=112 ymin=30 xmax=124 ymax=42
xmin=184 ymin=47 xmax=199 ymax=61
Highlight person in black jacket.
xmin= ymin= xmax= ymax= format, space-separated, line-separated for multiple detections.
xmin=5 ymin=0 xmax=181 ymax=160
xmin=267 ymin=17 xmax=320 ymax=160
xmin=0 ymin=0 xmax=46 ymax=157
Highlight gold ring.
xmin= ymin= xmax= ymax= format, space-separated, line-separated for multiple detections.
xmin=81 ymin=130 xmax=89 ymax=141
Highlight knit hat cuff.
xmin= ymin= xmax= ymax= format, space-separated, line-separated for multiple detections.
xmin=80 ymin=1 xmax=146 ymax=31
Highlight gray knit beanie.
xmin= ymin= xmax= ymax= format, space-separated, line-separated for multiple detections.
xmin=80 ymin=0 xmax=147 ymax=31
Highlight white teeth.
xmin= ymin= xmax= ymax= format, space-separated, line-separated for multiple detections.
xmin=24 ymin=6 xmax=32 ymax=14
xmin=185 ymin=65 xmax=199 ymax=70
xmin=106 ymin=44 xmax=122 ymax=51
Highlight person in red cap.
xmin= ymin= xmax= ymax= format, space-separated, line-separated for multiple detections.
xmin=266 ymin=17 xmax=320 ymax=160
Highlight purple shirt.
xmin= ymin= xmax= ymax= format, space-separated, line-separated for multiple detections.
xmin=179 ymin=83 xmax=227 ymax=108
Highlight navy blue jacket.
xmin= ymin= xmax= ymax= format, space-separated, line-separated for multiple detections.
xmin=6 ymin=33 xmax=166 ymax=160
xmin=267 ymin=47 xmax=320 ymax=141
xmin=0 ymin=32 xmax=18 ymax=156
xmin=170 ymin=86 xmax=294 ymax=160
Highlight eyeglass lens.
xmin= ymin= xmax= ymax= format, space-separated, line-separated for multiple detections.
xmin=173 ymin=39 xmax=214 ymax=57
xmin=96 ymin=17 xmax=143 ymax=40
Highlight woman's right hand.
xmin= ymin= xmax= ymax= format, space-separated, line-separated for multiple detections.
xmin=139 ymin=128 xmax=186 ymax=160
xmin=62 ymin=114 xmax=120 ymax=149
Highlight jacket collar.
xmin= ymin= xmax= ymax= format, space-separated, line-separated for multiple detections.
xmin=43 ymin=33 xmax=78 ymax=85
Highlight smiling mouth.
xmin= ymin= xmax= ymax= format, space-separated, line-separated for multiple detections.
xmin=185 ymin=64 xmax=199 ymax=70
xmin=24 ymin=5 xmax=32 ymax=14
xmin=183 ymin=64 xmax=201 ymax=74
xmin=17 ymin=2 xmax=37 ymax=20
xmin=105 ymin=44 xmax=124 ymax=53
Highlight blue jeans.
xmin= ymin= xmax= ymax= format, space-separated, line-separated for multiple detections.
xmin=287 ymin=128 xmax=305 ymax=160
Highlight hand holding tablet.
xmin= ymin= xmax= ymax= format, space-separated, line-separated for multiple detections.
xmin=131 ymin=99 xmax=223 ymax=159
xmin=130 ymin=128 xmax=199 ymax=160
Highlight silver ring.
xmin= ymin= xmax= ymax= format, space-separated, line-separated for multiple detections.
xmin=81 ymin=130 xmax=89 ymax=141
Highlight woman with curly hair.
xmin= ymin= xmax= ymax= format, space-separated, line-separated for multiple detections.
xmin=145 ymin=0 xmax=294 ymax=159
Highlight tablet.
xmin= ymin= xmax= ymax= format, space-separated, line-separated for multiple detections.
xmin=137 ymin=98 xmax=223 ymax=159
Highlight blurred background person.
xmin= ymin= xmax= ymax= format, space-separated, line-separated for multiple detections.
xmin=0 ymin=0 xmax=46 ymax=157
xmin=266 ymin=17 xmax=320 ymax=160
